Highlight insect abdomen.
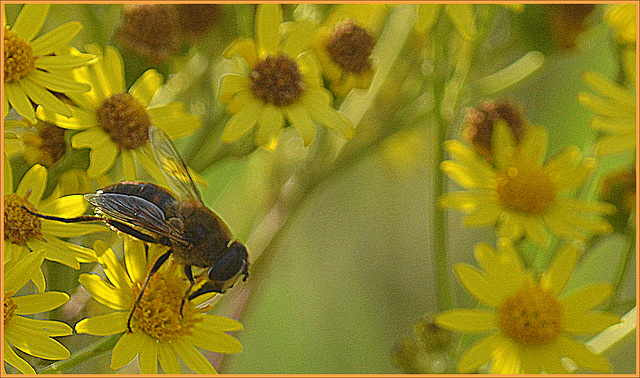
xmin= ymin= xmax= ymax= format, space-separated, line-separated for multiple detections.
xmin=100 ymin=182 xmax=177 ymax=216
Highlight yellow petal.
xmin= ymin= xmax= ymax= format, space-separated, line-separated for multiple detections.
xmin=110 ymin=332 xmax=145 ymax=370
xmin=172 ymin=339 xmax=217 ymax=374
xmin=88 ymin=140 xmax=119 ymax=178
xmin=125 ymin=236 xmax=150 ymax=284
xmin=518 ymin=125 xmax=548 ymax=168
xmin=303 ymin=89 xmax=354 ymax=139
xmin=255 ymin=104 xmax=284 ymax=149
xmin=220 ymin=98 xmax=263 ymax=143
xmin=199 ymin=314 xmax=244 ymax=332
xmin=256 ymin=4 xmax=282 ymax=56
xmin=13 ymin=291 xmax=69 ymax=315
xmin=138 ymin=341 xmax=158 ymax=374
xmin=78 ymin=273 xmax=132 ymax=311
xmin=5 ymin=317 xmax=71 ymax=359
xmin=4 ymin=249 xmax=46 ymax=293
xmin=540 ymin=243 xmax=580 ymax=295
xmin=129 ymin=69 xmax=163 ymax=108
xmin=147 ymin=102 xmax=202 ymax=139
xmin=121 ymin=149 xmax=136 ymax=181
xmin=285 ymin=102 xmax=317 ymax=146
xmin=556 ymin=336 xmax=612 ymax=373
xmin=96 ymin=242 xmax=133 ymax=289
xmin=463 ymin=202 xmax=502 ymax=227
xmin=35 ymin=54 xmax=97 ymax=71
xmin=281 ymin=18 xmax=316 ymax=57
xmin=11 ymin=4 xmax=49 ymax=42
xmin=30 ymin=21 xmax=82 ymax=55
xmin=560 ymin=283 xmax=614 ymax=314
xmin=6 ymin=83 xmax=36 ymax=123
xmin=435 ymin=308 xmax=497 ymax=333
xmin=186 ymin=330 xmax=242 ymax=354
xmin=223 ymin=38 xmax=258 ymax=67
xmin=563 ymin=312 xmax=620 ymax=335
xmin=455 ymin=264 xmax=505 ymax=307
xmin=41 ymin=220 xmax=106 ymax=238
xmin=582 ymin=71 xmax=636 ymax=111
xmin=104 ymin=46 xmax=126 ymax=94
xmin=415 ymin=4 xmax=443 ymax=34
xmin=29 ymin=69 xmax=92 ymax=93
xmin=17 ymin=164 xmax=47 ymax=207
xmin=492 ymin=120 xmax=517 ymax=171
xmin=457 ymin=332 xmax=500 ymax=373
xmin=445 ymin=4 xmax=477 ymax=41
xmin=3 ymin=340 xmax=36 ymax=374
xmin=37 ymin=105 xmax=98 ymax=130
xmin=19 ymin=77 xmax=72 ymax=117
xmin=158 ymin=342 xmax=181 ymax=374
xmin=219 ymin=74 xmax=250 ymax=103
xmin=75 ymin=312 xmax=129 ymax=336
xmin=5 ymin=151 xmax=14 ymax=193
xmin=39 ymin=194 xmax=87 ymax=217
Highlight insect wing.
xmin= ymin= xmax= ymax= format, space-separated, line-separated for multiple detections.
xmin=149 ymin=126 xmax=203 ymax=202
xmin=85 ymin=192 xmax=188 ymax=244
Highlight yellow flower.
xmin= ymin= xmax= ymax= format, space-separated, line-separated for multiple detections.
xmin=436 ymin=240 xmax=620 ymax=374
xmin=310 ymin=5 xmax=388 ymax=98
xmin=605 ymin=4 xmax=636 ymax=45
xmin=219 ymin=4 xmax=354 ymax=149
xmin=578 ymin=71 xmax=636 ymax=155
xmin=75 ymin=238 xmax=243 ymax=374
xmin=4 ymin=157 xmax=101 ymax=291
xmin=36 ymin=44 xmax=202 ymax=179
xmin=415 ymin=4 xmax=477 ymax=40
xmin=440 ymin=123 xmax=615 ymax=246
xmin=3 ymin=4 xmax=96 ymax=123
xmin=3 ymin=250 xmax=73 ymax=374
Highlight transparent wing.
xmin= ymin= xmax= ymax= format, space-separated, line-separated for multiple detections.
xmin=85 ymin=193 xmax=188 ymax=245
xmin=149 ymin=125 xmax=203 ymax=202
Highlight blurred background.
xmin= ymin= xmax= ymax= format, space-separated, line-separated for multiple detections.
xmin=3 ymin=3 xmax=636 ymax=374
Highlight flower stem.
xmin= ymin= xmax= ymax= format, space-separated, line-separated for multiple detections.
xmin=608 ymin=229 xmax=636 ymax=310
xmin=37 ymin=334 xmax=120 ymax=374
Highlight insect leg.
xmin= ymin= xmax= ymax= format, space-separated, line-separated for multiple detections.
xmin=126 ymin=249 xmax=172 ymax=332
xmin=22 ymin=207 xmax=104 ymax=223
xmin=179 ymin=265 xmax=195 ymax=317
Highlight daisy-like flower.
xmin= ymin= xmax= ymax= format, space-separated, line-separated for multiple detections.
xmin=435 ymin=240 xmax=620 ymax=374
xmin=75 ymin=238 xmax=243 ymax=374
xmin=36 ymin=44 xmax=202 ymax=179
xmin=219 ymin=4 xmax=354 ymax=149
xmin=3 ymin=250 xmax=73 ymax=374
xmin=605 ymin=3 xmax=636 ymax=45
xmin=578 ymin=71 xmax=636 ymax=156
xmin=440 ymin=122 xmax=615 ymax=245
xmin=310 ymin=5 xmax=388 ymax=98
xmin=3 ymin=4 xmax=95 ymax=123
xmin=4 ymin=158 xmax=102 ymax=291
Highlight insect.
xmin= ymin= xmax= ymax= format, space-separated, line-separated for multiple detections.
xmin=25 ymin=126 xmax=249 ymax=331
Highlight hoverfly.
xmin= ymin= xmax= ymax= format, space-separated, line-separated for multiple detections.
xmin=25 ymin=126 xmax=249 ymax=331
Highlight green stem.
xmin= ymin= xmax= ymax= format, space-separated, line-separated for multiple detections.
xmin=233 ymin=4 xmax=254 ymax=39
xmin=608 ymin=229 xmax=636 ymax=310
xmin=37 ymin=334 xmax=120 ymax=374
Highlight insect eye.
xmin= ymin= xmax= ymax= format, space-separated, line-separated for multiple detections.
xmin=208 ymin=243 xmax=248 ymax=282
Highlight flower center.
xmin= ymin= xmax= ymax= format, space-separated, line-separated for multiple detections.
xmin=496 ymin=166 xmax=556 ymax=215
xmin=4 ymin=292 xmax=18 ymax=327
xmin=130 ymin=270 xmax=202 ymax=342
xmin=325 ymin=20 xmax=375 ymax=74
xmin=498 ymin=283 xmax=563 ymax=347
xmin=4 ymin=193 xmax=42 ymax=245
xmin=462 ymin=100 xmax=526 ymax=164
xmin=250 ymin=54 xmax=304 ymax=107
xmin=4 ymin=27 xmax=37 ymax=83
xmin=37 ymin=123 xmax=67 ymax=166
xmin=96 ymin=93 xmax=151 ymax=150
xmin=118 ymin=4 xmax=180 ymax=63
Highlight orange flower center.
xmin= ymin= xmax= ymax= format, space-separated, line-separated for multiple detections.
xmin=250 ymin=54 xmax=304 ymax=107
xmin=96 ymin=93 xmax=151 ymax=150
xmin=325 ymin=20 xmax=375 ymax=74
xmin=496 ymin=166 xmax=556 ymax=215
xmin=4 ymin=292 xmax=18 ymax=327
xmin=3 ymin=27 xmax=37 ymax=83
xmin=130 ymin=270 xmax=203 ymax=342
xmin=498 ymin=284 xmax=563 ymax=347
xmin=4 ymin=193 xmax=42 ymax=245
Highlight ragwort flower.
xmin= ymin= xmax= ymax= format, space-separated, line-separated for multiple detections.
xmin=440 ymin=123 xmax=615 ymax=245
xmin=436 ymin=240 xmax=620 ymax=373
xmin=4 ymin=157 xmax=101 ymax=291
xmin=3 ymin=250 xmax=73 ymax=374
xmin=36 ymin=44 xmax=202 ymax=179
xmin=578 ymin=71 xmax=636 ymax=155
xmin=219 ymin=4 xmax=354 ymax=149
xmin=75 ymin=239 xmax=243 ymax=374
xmin=3 ymin=4 xmax=95 ymax=123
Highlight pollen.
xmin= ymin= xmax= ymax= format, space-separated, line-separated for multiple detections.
xmin=496 ymin=166 xmax=556 ymax=215
xmin=4 ymin=292 xmax=18 ymax=327
xmin=4 ymin=27 xmax=37 ymax=83
xmin=96 ymin=93 xmax=151 ymax=150
xmin=498 ymin=283 xmax=563 ymax=347
xmin=325 ymin=20 xmax=375 ymax=74
xmin=129 ymin=270 xmax=203 ymax=343
xmin=4 ymin=193 xmax=43 ymax=245
xmin=250 ymin=55 xmax=305 ymax=107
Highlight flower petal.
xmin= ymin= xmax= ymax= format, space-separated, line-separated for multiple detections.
xmin=560 ymin=283 xmax=614 ymax=314
xmin=39 ymin=194 xmax=87 ymax=217
xmin=281 ymin=19 xmax=315 ymax=57
xmin=219 ymin=74 xmax=249 ymax=103
xmin=35 ymin=54 xmax=97 ymax=71
xmin=29 ymin=69 xmax=92 ymax=93
xmin=199 ymin=314 xmax=244 ymax=332
xmin=19 ymin=77 xmax=72 ymax=117
xmin=220 ymin=98 xmax=264 ymax=143
xmin=435 ymin=308 xmax=497 ymax=333
xmin=96 ymin=241 xmax=133 ymax=289
xmin=492 ymin=120 xmax=517 ymax=171
xmin=285 ymin=102 xmax=317 ymax=146
xmin=455 ymin=264 xmax=505 ymax=307
xmin=5 ymin=317 xmax=71 ymax=359
xmin=563 ymin=312 xmax=620 ymax=335
xmin=517 ymin=124 xmax=548 ymax=168
xmin=41 ymin=220 xmax=106 ymax=238
xmin=138 ymin=340 xmax=158 ymax=374
xmin=256 ymin=4 xmax=282 ymax=56
xmin=129 ymin=69 xmax=163 ymax=108
xmin=158 ymin=342 xmax=181 ymax=374
xmin=4 ymin=151 xmax=14 ymax=193
xmin=172 ymin=339 xmax=217 ymax=374
xmin=187 ymin=329 xmax=242 ymax=354
xmin=110 ymin=332 xmax=145 ymax=370
xmin=78 ymin=273 xmax=132 ymax=311
xmin=5 ymin=82 xmax=36 ymax=123
xmin=17 ymin=163 xmax=47 ymax=206
xmin=11 ymin=4 xmax=49 ymax=42
xmin=30 ymin=21 xmax=82 ymax=55
xmin=556 ymin=335 xmax=612 ymax=373
xmin=303 ymin=89 xmax=354 ymax=139
xmin=125 ymin=237 xmax=149 ymax=284
xmin=255 ymin=104 xmax=284 ymax=149
xmin=37 ymin=104 xmax=98 ymax=130
xmin=445 ymin=4 xmax=476 ymax=40
xmin=88 ymin=139 xmax=119 ymax=178
xmin=121 ymin=150 xmax=136 ymax=181
xmin=147 ymin=102 xmax=202 ymax=139
xmin=457 ymin=332 xmax=500 ymax=373
xmin=540 ymin=243 xmax=580 ymax=295
xmin=223 ymin=38 xmax=258 ymax=67
xmin=4 ymin=249 xmax=45 ymax=293
xmin=104 ymin=46 xmax=126 ymax=94
xmin=3 ymin=340 xmax=36 ymax=374
xmin=13 ymin=291 xmax=69 ymax=315
xmin=75 ymin=312 xmax=129 ymax=336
